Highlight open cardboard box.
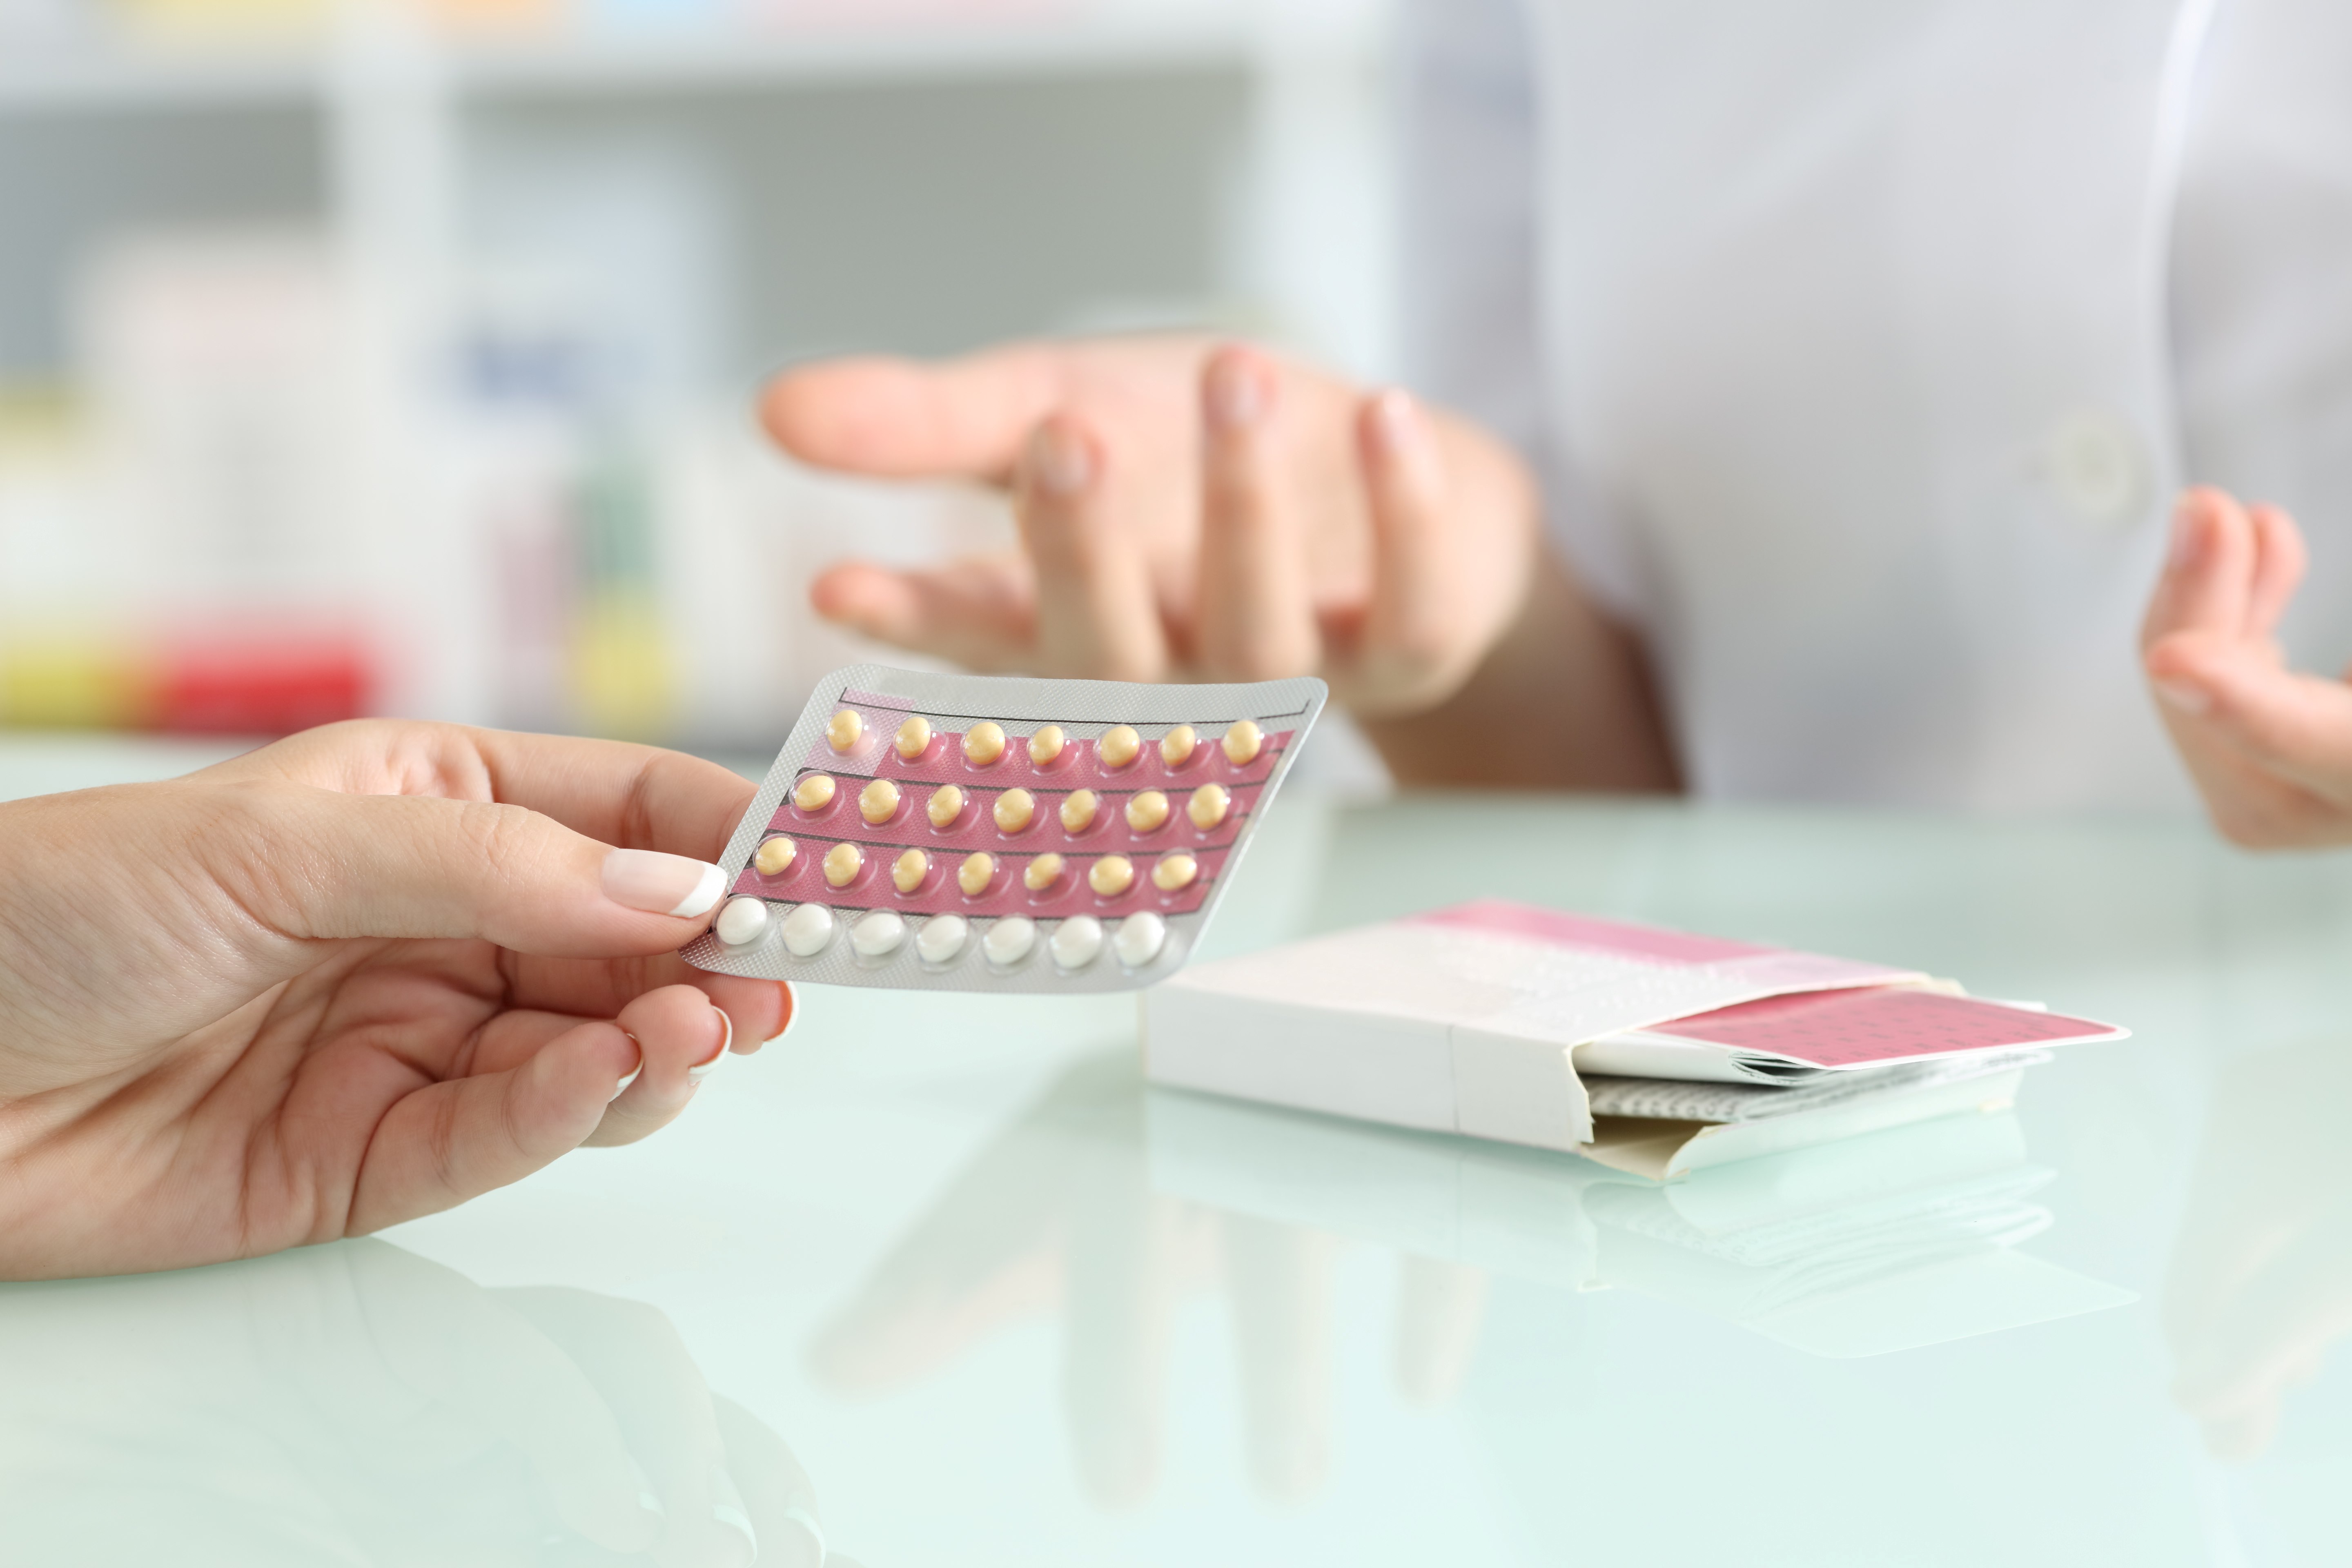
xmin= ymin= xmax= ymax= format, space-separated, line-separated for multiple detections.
xmin=1143 ymin=900 xmax=2102 ymax=1180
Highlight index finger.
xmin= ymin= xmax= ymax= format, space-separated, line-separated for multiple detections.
xmin=760 ymin=347 xmax=1069 ymax=483
xmin=225 ymin=721 xmax=756 ymax=861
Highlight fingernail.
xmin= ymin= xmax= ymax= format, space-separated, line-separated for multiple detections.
xmin=1030 ymin=420 xmax=1093 ymax=496
xmin=610 ymin=1031 xmax=644 ymax=1101
xmin=632 ymin=1455 xmax=666 ymax=1517
xmin=603 ymin=848 xmax=726 ymax=918
xmin=1206 ymin=352 xmax=1267 ymax=430
xmin=687 ymin=1006 xmax=733 ymax=1082
xmin=712 ymin=1466 xmax=760 ymax=1567
xmin=2153 ymin=677 xmax=2211 ymax=715
xmin=771 ymin=1503 xmax=827 ymax=1568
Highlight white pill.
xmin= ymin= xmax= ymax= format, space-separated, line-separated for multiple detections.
xmin=852 ymin=910 xmax=907 ymax=958
xmin=782 ymin=902 xmax=835 ymax=957
xmin=1114 ymin=911 xmax=1167 ymax=967
xmin=715 ymin=895 xmax=769 ymax=947
xmin=983 ymin=915 xmax=1038 ymax=967
xmin=1051 ymin=915 xmax=1105 ymax=969
xmin=916 ymin=913 xmax=971 ymax=964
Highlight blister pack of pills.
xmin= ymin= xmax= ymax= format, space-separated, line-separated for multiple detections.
xmin=682 ymin=663 xmax=1327 ymax=992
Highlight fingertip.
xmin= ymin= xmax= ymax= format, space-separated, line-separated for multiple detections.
xmin=810 ymin=562 xmax=912 ymax=635
xmin=523 ymin=1019 xmax=641 ymax=1148
xmin=759 ymin=356 xmax=920 ymax=466
xmin=1203 ymin=342 xmax=1277 ymax=432
xmin=693 ymin=975 xmax=795 ymax=1050
xmin=1023 ymin=413 xmax=1098 ymax=500
xmin=2150 ymin=486 xmax=2260 ymax=638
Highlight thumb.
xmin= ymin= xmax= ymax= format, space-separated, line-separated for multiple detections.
xmin=2147 ymin=630 xmax=2352 ymax=806
xmin=202 ymin=782 xmax=729 ymax=959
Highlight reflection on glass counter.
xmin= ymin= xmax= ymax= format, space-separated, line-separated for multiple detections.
xmin=804 ymin=1052 xmax=2136 ymax=1521
xmin=1150 ymin=1080 xmax=2135 ymax=1361
xmin=0 ymin=1240 xmax=860 ymax=1567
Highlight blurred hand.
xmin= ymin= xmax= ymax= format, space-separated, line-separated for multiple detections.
xmin=2142 ymin=485 xmax=2352 ymax=846
xmin=805 ymin=1056 xmax=1488 ymax=1509
xmin=0 ymin=1238 xmax=844 ymax=1567
xmin=0 ymin=721 xmax=793 ymax=1279
xmin=762 ymin=338 xmax=1541 ymax=719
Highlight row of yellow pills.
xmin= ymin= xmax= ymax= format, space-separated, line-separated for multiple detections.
xmin=755 ymin=835 xmax=1201 ymax=896
xmin=788 ymin=775 xmax=1234 ymax=834
xmin=828 ymin=710 xmax=1266 ymax=770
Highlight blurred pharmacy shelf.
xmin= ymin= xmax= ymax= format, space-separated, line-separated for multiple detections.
xmin=0 ymin=3 xmax=1376 ymax=114
xmin=0 ymin=0 xmax=1395 ymax=749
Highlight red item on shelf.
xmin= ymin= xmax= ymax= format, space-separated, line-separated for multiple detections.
xmin=156 ymin=633 xmax=375 ymax=736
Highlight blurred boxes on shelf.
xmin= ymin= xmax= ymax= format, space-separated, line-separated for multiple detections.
xmin=0 ymin=217 xmax=1009 ymax=744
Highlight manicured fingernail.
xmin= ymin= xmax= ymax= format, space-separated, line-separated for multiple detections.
xmin=711 ymin=1466 xmax=760 ymax=1566
xmin=1206 ymin=352 xmax=1267 ymax=430
xmin=1030 ymin=420 xmax=1093 ymax=496
xmin=2153 ymin=677 xmax=2211 ymax=715
xmin=771 ymin=1503 xmax=826 ymax=1568
xmin=610 ymin=1032 xmax=644 ymax=1100
xmin=632 ymin=1456 xmax=665 ymax=1516
xmin=603 ymin=848 xmax=726 ymax=918
xmin=687 ymin=1006 xmax=733 ymax=1082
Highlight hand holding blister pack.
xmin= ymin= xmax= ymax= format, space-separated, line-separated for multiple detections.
xmin=684 ymin=664 xmax=1327 ymax=992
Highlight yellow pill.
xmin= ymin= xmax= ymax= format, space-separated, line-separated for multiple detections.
xmin=1060 ymin=788 xmax=1099 ymax=833
xmin=1223 ymin=719 xmax=1263 ymax=766
xmin=1125 ymin=790 xmax=1171 ymax=833
xmin=895 ymin=715 xmax=933 ymax=759
xmin=754 ymin=835 xmax=797 ymax=876
xmin=959 ymin=851 xmax=996 ymax=897
xmin=994 ymin=788 xmax=1036 ymax=833
xmin=964 ymin=722 xmax=1007 ymax=765
xmin=1159 ymin=724 xmax=1197 ymax=767
xmin=1152 ymin=853 xmax=1199 ymax=892
xmin=928 ymin=784 xmax=965 ymax=828
xmin=1187 ymin=783 xmax=1230 ymax=831
xmin=1028 ymin=724 xmax=1065 ymax=766
xmin=1099 ymin=725 xmax=1141 ymax=768
xmin=822 ymin=842 xmax=863 ymax=887
xmin=1024 ymin=852 xmax=1065 ymax=892
xmin=893 ymin=848 xmax=929 ymax=893
xmin=860 ymin=778 xmax=901 ymax=824
xmin=793 ymin=774 xmax=837 ymax=812
xmin=827 ymin=709 xmax=863 ymax=752
xmin=1089 ymin=855 xmax=1135 ymax=898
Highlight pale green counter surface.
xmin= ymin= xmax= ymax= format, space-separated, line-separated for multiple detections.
xmin=2 ymin=735 xmax=2347 ymax=1566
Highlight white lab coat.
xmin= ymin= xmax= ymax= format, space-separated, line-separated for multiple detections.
xmin=1400 ymin=0 xmax=2352 ymax=811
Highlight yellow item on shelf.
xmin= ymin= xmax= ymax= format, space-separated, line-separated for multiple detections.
xmin=0 ymin=636 xmax=152 ymax=730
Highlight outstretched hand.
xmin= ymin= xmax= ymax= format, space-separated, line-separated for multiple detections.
xmin=0 ymin=722 xmax=791 ymax=1278
xmin=762 ymin=337 xmax=1541 ymax=718
xmin=2143 ymin=486 xmax=2352 ymax=846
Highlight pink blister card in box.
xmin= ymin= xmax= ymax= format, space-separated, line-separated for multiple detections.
xmin=682 ymin=664 xmax=1327 ymax=993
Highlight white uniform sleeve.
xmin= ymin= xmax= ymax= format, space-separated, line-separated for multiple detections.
xmin=1394 ymin=0 xmax=1646 ymax=619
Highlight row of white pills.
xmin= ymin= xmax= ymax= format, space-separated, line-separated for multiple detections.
xmin=715 ymin=895 xmax=1168 ymax=971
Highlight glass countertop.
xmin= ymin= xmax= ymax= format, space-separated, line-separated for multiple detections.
xmin=4 ymin=739 xmax=2348 ymax=1565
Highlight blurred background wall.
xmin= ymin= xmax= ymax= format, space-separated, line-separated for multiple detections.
xmin=0 ymin=0 xmax=1395 ymax=751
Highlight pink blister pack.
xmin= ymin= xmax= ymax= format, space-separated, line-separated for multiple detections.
xmin=682 ymin=664 xmax=1328 ymax=992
